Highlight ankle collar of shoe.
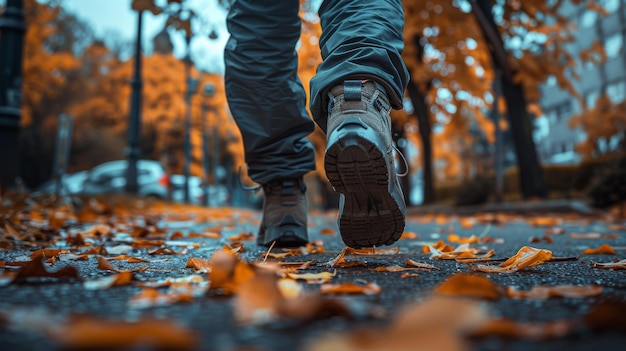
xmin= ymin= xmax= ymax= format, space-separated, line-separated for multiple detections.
xmin=327 ymin=80 xmax=390 ymax=113
xmin=263 ymin=178 xmax=306 ymax=194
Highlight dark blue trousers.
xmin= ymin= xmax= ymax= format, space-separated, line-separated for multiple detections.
xmin=224 ymin=0 xmax=409 ymax=185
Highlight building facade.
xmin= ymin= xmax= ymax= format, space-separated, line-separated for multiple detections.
xmin=536 ymin=0 xmax=626 ymax=164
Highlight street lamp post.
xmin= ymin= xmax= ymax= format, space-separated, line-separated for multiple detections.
xmin=125 ymin=10 xmax=144 ymax=194
xmin=183 ymin=34 xmax=199 ymax=203
xmin=0 ymin=0 xmax=26 ymax=191
xmin=201 ymin=83 xmax=215 ymax=206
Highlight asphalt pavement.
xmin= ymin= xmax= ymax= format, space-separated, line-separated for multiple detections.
xmin=0 ymin=201 xmax=625 ymax=351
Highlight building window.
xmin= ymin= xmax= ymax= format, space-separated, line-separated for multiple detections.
xmin=607 ymin=80 xmax=626 ymax=103
xmin=546 ymin=75 xmax=557 ymax=86
xmin=600 ymin=0 xmax=620 ymax=13
xmin=585 ymin=90 xmax=600 ymax=108
xmin=605 ymin=32 xmax=624 ymax=59
xmin=581 ymin=10 xmax=597 ymax=28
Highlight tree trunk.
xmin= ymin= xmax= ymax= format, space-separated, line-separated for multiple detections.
xmin=472 ymin=0 xmax=547 ymax=199
xmin=406 ymin=79 xmax=435 ymax=204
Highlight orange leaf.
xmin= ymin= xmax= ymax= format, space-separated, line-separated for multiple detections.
xmin=434 ymin=273 xmax=501 ymax=300
xmin=320 ymin=282 xmax=381 ymax=295
xmin=507 ymin=285 xmax=603 ymax=300
xmin=29 ymin=249 xmax=67 ymax=260
xmin=84 ymin=272 xmax=134 ymax=290
xmin=185 ymin=257 xmax=211 ymax=272
xmin=400 ymin=231 xmax=418 ymax=240
xmin=320 ymin=227 xmax=336 ymax=235
xmin=570 ymin=233 xmax=618 ymax=239
xmin=208 ymin=250 xmax=256 ymax=294
xmin=97 ymin=256 xmax=118 ymax=271
xmin=469 ymin=246 xmax=552 ymax=273
xmin=405 ymin=259 xmax=440 ymax=270
xmin=400 ymin=273 xmax=420 ymax=279
xmin=287 ymin=270 xmax=336 ymax=284
xmin=372 ymin=265 xmax=422 ymax=273
xmin=108 ymin=255 xmax=150 ymax=263
xmin=581 ymin=243 xmax=615 ymax=255
xmin=50 ymin=315 xmax=197 ymax=350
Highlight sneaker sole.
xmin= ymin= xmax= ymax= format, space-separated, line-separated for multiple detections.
xmin=325 ymin=118 xmax=405 ymax=248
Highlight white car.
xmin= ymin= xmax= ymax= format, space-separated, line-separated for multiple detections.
xmin=170 ymin=174 xmax=229 ymax=206
xmin=80 ymin=160 xmax=170 ymax=199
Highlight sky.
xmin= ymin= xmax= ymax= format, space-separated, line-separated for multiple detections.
xmin=0 ymin=0 xmax=230 ymax=73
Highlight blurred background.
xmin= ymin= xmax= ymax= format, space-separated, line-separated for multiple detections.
xmin=0 ymin=0 xmax=624 ymax=210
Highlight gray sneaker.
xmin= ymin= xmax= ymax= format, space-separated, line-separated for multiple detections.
xmin=257 ymin=178 xmax=309 ymax=247
xmin=324 ymin=80 xmax=406 ymax=248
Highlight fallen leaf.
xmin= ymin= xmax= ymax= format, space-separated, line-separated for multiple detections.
xmin=569 ymin=233 xmax=618 ymax=239
xmin=320 ymin=228 xmax=336 ymax=235
xmin=3 ymin=310 xmax=197 ymax=350
xmin=434 ymin=273 xmax=501 ymax=300
xmin=346 ymin=246 xmax=400 ymax=255
xmin=0 ymin=259 xmax=78 ymax=286
xmin=185 ymin=257 xmax=211 ymax=272
xmin=400 ymin=273 xmax=420 ymax=279
xmin=320 ymin=282 xmax=381 ymax=295
xmin=325 ymin=247 xmax=367 ymax=268
xmin=405 ymin=259 xmax=440 ymax=270
xmin=83 ymin=272 xmax=134 ymax=290
xmin=287 ymin=271 xmax=336 ymax=284
xmin=148 ymin=247 xmax=184 ymax=255
xmin=447 ymin=234 xmax=479 ymax=244
xmin=469 ymin=246 xmax=552 ymax=273
xmin=107 ymin=255 xmax=150 ymax=263
xmin=29 ymin=249 xmax=67 ymax=260
xmin=228 ymin=231 xmax=255 ymax=242
xmin=581 ymin=243 xmax=615 ymax=255
xmin=208 ymin=249 xmax=256 ymax=294
xmin=372 ymin=266 xmax=423 ymax=273
xmin=97 ymin=256 xmax=118 ymax=271
xmin=400 ymin=231 xmax=418 ymax=240
xmin=307 ymin=296 xmax=487 ymax=351
xmin=468 ymin=318 xmax=576 ymax=341
xmin=422 ymin=240 xmax=455 ymax=253
xmin=590 ymin=258 xmax=626 ymax=270
xmin=507 ymin=285 xmax=603 ymax=299
xmin=544 ymin=227 xmax=565 ymax=235
xmin=529 ymin=236 xmax=554 ymax=244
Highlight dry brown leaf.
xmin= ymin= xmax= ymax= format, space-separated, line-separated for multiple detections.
xmin=208 ymin=249 xmax=256 ymax=294
xmin=307 ymin=296 xmax=487 ymax=351
xmin=29 ymin=249 xmax=67 ymax=260
xmin=447 ymin=234 xmax=479 ymax=244
xmin=278 ymin=260 xmax=315 ymax=270
xmin=83 ymin=272 xmax=134 ymax=290
xmin=0 ymin=259 xmax=78 ymax=286
xmin=581 ymin=243 xmax=615 ymax=255
xmin=372 ymin=266 xmax=422 ymax=273
xmin=107 ymin=255 xmax=150 ymax=263
xmin=320 ymin=282 xmax=381 ymax=295
xmin=468 ymin=318 xmax=576 ymax=341
xmin=400 ymin=273 xmax=420 ymax=279
xmin=346 ymin=246 xmax=400 ymax=255
xmin=422 ymin=240 xmax=455 ymax=253
xmin=507 ymin=285 xmax=603 ymax=299
xmin=469 ymin=246 xmax=552 ymax=273
xmin=528 ymin=217 xmax=561 ymax=227
xmin=185 ymin=257 xmax=211 ymax=272
xmin=320 ymin=227 xmax=336 ymax=235
xmin=544 ymin=227 xmax=565 ymax=235
xmin=97 ymin=256 xmax=118 ymax=272
xmin=325 ymin=247 xmax=367 ymax=268
xmin=590 ymin=258 xmax=626 ymax=270
xmin=529 ymin=236 xmax=554 ymax=244
xmin=434 ymin=273 xmax=501 ymax=300
xmin=287 ymin=270 xmax=336 ymax=284
xmin=405 ymin=259 xmax=440 ymax=270
xmin=400 ymin=231 xmax=418 ymax=240
xmin=569 ymin=233 xmax=618 ymax=239
xmin=50 ymin=315 xmax=197 ymax=350
xmin=228 ymin=231 xmax=255 ymax=242
xmin=459 ymin=217 xmax=476 ymax=229
xmin=148 ymin=247 xmax=184 ymax=255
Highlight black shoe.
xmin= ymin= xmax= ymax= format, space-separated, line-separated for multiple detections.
xmin=324 ymin=80 xmax=406 ymax=248
xmin=257 ymin=178 xmax=309 ymax=247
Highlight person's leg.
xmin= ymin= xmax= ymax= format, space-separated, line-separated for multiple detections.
xmin=311 ymin=0 xmax=410 ymax=248
xmin=224 ymin=0 xmax=315 ymax=247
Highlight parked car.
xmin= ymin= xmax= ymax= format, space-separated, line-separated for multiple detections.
xmin=80 ymin=160 xmax=170 ymax=199
xmin=170 ymin=174 xmax=229 ymax=206
xmin=37 ymin=170 xmax=89 ymax=195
